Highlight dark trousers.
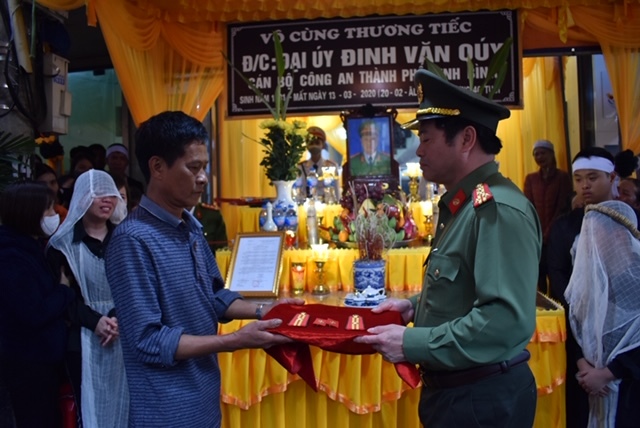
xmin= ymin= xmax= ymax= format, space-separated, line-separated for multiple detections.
xmin=418 ymin=363 xmax=537 ymax=427
xmin=1 ymin=359 xmax=63 ymax=428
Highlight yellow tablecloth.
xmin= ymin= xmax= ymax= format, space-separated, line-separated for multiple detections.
xmin=216 ymin=247 xmax=430 ymax=293
xmin=219 ymin=293 xmax=567 ymax=428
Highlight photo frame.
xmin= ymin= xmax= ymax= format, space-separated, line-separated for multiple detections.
xmin=341 ymin=104 xmax=400 ymax=186
xmin=225 ymin=232 xmax=285 ymax=297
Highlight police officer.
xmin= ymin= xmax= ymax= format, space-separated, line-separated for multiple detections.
xmin=192 ymin=201 xmax=228 ymax=253
xmin=298 ymin=126 xmax=340 ymax=201
xmin=355 ymin=70 xmax=541 ymax=427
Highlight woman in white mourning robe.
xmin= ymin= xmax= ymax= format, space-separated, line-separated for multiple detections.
xmin=565 ymin=200 xmax=640 ymax=427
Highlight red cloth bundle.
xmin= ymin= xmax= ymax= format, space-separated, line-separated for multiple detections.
xmin=263 ymin=303 xmax=421 ymax=391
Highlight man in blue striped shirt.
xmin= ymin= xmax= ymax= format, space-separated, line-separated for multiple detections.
xmin=105 ymin=111 xmax=301 ymax=428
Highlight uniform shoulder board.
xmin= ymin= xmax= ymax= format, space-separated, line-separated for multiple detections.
xmin=472 ymin=183 xmax=493 ymax=208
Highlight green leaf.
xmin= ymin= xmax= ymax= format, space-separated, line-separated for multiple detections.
xmin=479 ymin=37 xmax=512 ymax=94
xmin=466 ymin=57 xmax=475 ymax=90
xmin=488 ymin=61 xmax=509 ymax=99
xmin=422 ymin=57 xmax=448 ymax=80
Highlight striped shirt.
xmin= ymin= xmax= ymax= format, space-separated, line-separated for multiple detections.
xmin=105 ymin=195 xmax=241 ymax=428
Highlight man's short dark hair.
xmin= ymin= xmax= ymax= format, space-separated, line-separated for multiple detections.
xmin=0 ymin=182 xmax=55 ymax=236
xmin=134 ymin=111 xmax=209 ymax=183
xmin=573 ymin=147 xmax=615 ymax=164
xmin=433 ymin=117 xmax=503 ymax=155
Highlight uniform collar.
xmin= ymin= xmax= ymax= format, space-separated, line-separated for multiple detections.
xmin=440 ymin=162 xmax=499 ymax=215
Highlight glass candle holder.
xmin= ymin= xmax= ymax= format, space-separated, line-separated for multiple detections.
xmin=291 ymin=262 xmax=306 ymax=295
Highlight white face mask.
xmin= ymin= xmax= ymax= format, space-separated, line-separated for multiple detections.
xmin=41 ymin=213 xmax=60 ymax=237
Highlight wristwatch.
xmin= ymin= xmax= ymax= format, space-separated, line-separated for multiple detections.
xmin=256 ymin=303 xmax=265 ymax=320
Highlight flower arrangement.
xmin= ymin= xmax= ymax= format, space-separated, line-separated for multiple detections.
xmin=328 ymin=181 xmax=418 ymax=260
xmin=225 ymin=32 xmax=306 ymax=182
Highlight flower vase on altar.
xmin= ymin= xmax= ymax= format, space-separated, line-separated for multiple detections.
xmin=272 ymin=180 xmax=296 ymax=207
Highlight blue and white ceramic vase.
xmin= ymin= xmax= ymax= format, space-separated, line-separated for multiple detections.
xmin=353 ymin=259 xmax=386 ymax=294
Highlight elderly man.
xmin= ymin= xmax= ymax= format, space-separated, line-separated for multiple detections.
xmin=355 ymin=70 xmax=541 ymax=427
xmin=523 ymin=139 xmax=572 ymax=292
xmin=105 ymin=143 xmax=145 ymax=196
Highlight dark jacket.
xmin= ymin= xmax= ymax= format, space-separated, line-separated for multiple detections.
xmin=0 ymin=225 xmax=75 ymax=363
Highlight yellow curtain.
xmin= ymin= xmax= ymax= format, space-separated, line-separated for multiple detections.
xmin=38 ymin=0 xmax=226 ymax=126
xmin=496 ymin=57 xmax=568 ymax=189
xmin=37 ymin=0 xmax=640 ymax=188
xmin=569 ymin=6 xmax=640 ymax=153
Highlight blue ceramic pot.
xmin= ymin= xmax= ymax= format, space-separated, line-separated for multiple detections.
xmin=353 ymin=259 xmax=386 ymax=294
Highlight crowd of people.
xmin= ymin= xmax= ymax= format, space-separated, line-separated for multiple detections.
xmin=1 ymin=69 xmax=639 ymax=428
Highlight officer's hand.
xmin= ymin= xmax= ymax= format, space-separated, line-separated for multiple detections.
xmin=233 ymin=319 xmax=292 ymax=349
xmin=370 ymin=298 xmax=414 ymax=324
xmin=263 ymin=298 xmax=305 ymax=318
xmin=353 ymin=324 xmax=407 ymax=363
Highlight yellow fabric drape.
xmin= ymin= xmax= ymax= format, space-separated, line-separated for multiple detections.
xmin=497 ymin=57 xmax=569 ymax=189
xmin=91 ymin=0 xmax=224 ymax=125
xmin=569 ymin=6 xmax=640 ymax=152
xmin=37 ymin=1 xmax=640 ymax=185
xmin=39 ymin=0 xmax=226 ymax=126
xmin=218 ymin=304 xmax=566 ymax=428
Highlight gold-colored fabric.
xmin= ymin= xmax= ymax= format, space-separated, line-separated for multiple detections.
xmin=496 ymin=56 xmax=569 ymax=189
xmin=216 ymin=247 xmax=430 ymax=293
xmin=218 ymin=303 xmax=566 ymax=428
xmin=37 ymin=0 xmax=639 ymax=189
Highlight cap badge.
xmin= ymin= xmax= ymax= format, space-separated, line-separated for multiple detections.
xmin=417 ymin=82 xmax=424 ymax=104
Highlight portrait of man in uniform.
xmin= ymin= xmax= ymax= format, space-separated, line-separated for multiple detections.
xmin=347 ymin=117 xmax=392 ymax=177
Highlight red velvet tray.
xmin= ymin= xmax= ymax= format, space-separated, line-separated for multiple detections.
xmin=263 ymin=303 xmax=421 ymax=391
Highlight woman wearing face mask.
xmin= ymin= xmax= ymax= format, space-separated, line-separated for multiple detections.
xmin=47 ymin=169 xmax=129 ymax=428
xmin=0 ymin=182 xmax=75 ymax=427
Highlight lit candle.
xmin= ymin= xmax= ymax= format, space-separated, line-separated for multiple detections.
xmin=420 ymin=200 xmax=433 ymax=217
xmin=310 ymin=243 xmax=329 ymax=261
xmin=405 ymin=162 xmax=422 ymax=178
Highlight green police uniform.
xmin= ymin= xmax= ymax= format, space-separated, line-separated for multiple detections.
xmin=348 ymin=152 xmax=391 ymax=176
xmin=193 ymin=202 xmax=228 ymax=253
xmin=399 ymin=69 xmax=542 ymax=426
xmin=404 ymin=161 xmax=541 ymax=368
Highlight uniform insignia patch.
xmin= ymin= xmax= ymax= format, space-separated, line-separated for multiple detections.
xmin=447 ymin=189 xmax=466 ymax=215
xmin=472 ymin=183 xmax=493 ymax=208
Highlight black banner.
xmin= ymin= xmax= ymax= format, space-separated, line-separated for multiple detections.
xmin=227 ymin=11 xmax=520 ymax=118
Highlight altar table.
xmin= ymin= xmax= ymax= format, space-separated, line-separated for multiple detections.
xmin=216 ymin=246 xmax=431 ymax=293
xmin=220 ymin=202 xmax=433 ymax=244
xmin=219 ymin=292 xmax=567 ymax=428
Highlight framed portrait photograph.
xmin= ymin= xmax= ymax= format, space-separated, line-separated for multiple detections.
xmin=225 ymin=232 xmax=285 ymax=297
xmin=346 ymin=116 xmax=392 ymax=177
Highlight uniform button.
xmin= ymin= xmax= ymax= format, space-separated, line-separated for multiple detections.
xmin=439 ymin=223 xmax=445 ymax=230
xmin=434 ymin=268 xmax=440 ymax=278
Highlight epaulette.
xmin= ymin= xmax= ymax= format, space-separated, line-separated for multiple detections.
xmin=472 ymin=183 xmax=494 ymax=208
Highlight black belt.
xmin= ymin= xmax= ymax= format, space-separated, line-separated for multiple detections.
xmin=419 ymin=350 xmax=530 ymax=389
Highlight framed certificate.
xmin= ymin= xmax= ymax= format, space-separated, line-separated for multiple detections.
xmin=225 ymin=232 xmax=285 ymax=297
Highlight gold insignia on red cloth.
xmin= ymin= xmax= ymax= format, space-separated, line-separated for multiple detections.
xmin=313 ymin=318 xmax=327 ymax=326
xmin=326 ymin=319 xmax=339 ymax=328
xmin=263 ymin=304 xmax=422 ymax=391
xmin=448 ymin=188 xmax=466 ymax=215
xmin=288 ymin=312 xmax=310 ymax=327
xmin=472 ymin=183 xmax=493 ymax=208
xmin=346 ymin=314 xmax=364 ymax=331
